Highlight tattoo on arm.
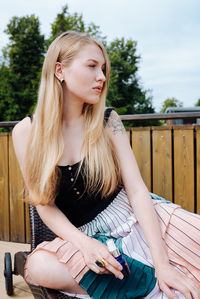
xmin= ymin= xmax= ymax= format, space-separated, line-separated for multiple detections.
xmin=107 ymin=111 xmax=126 ymax=135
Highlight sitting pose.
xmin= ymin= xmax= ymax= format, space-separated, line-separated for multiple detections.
xmin=12 ymin=31 xmax=200 ymax=298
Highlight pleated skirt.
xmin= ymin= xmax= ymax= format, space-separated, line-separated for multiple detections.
xmin=24 ymin=188 xmax=200 ymax=298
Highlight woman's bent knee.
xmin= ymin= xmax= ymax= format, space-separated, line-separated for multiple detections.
xmin=26 ymin=250 xmax=79 ymax=291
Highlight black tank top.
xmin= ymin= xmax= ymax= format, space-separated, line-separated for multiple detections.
xmin=28 ymin=107 xmax=122 ymax=227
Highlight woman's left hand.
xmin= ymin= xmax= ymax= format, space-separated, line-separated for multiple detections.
xmin=155 ymin=263 xmax=200 ymax=299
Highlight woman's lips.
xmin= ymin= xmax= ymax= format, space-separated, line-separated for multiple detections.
xmin=92 ymin=87 xmax=102 ymax=93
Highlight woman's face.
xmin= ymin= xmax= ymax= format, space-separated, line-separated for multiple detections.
xmin=61 ymin=43 xmax=106 ymax=104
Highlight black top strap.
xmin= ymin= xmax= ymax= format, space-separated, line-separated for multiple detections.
xmin=28 ymin=114 xmax=33 ymax=123
xmin=104 ymin=107 xmax=115 ymax=123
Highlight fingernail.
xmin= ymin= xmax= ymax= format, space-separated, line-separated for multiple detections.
xmin=119 ymin=273 xmax=123 ymax=280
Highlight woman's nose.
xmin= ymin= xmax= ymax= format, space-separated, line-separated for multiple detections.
xmin=96 ymin=69 xmax=106 ymax=82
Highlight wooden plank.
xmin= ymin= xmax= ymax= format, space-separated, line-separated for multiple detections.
xmin=152 ymin=128 xmax=172 ymax=201
xmin=173 ymin=127 xmax=194 ymax=212
xmin=0 ymin=133 xmax=10 ymax=241
xmin=131 ymin=128 xmax=151 ymax=191
xmin=8 ymin=134 xmax=26 ymax=243
xmin=126 ymin=129 xmax=130 ymax=143
xmin=196 ymin=127 xmax=200 ymax=214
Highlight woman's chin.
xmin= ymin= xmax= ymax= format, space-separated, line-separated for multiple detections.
xmin=83 ymin=97 xmax=101 ymax=105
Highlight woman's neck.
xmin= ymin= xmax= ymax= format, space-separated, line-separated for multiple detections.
xmin=62 ymin=98 xmax=84 ymax=128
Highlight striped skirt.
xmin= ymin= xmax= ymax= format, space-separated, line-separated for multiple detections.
xmin=24 ymin=188 xmax=200 ymax=298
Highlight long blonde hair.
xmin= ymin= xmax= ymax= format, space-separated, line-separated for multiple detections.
xmin=25 ymin=31 xmax=122 ymax=205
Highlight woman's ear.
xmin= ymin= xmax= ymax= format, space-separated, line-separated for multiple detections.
xmin=55 ymin=62 xmax=64 ymax=82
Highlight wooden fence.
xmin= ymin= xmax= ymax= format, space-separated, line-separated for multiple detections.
xmin=0 ymin=125 xmax=200 ymax=243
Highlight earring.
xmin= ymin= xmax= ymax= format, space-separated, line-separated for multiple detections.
xmin=61 ymin=79 xmax=64 ymax=84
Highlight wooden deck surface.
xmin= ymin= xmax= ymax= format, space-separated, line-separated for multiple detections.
xmin=0 ymin=241 xmax=33 ymax=298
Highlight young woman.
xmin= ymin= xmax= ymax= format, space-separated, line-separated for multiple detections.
xmin=12 ymin=31 xmax=200 ymax=299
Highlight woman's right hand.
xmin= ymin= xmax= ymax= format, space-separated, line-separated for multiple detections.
xmin=79 ymin=236 xmax=124 ymax=279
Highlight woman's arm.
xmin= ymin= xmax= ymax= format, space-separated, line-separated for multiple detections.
xmin=36 ymin=202 xmax=89 ymax=246
xmin=105 ymin=110 xmax=199 ymax=299
xmin=12 ymin=118 xmax=123 ymax=279
xmin=105 ymin=110 xmax=169 ymax=265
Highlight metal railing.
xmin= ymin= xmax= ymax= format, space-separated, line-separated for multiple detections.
xmin=1 ymin=112 xmax=200 ymax=127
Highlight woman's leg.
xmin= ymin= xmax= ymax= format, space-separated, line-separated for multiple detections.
xmin=26 ymin=250 xmax=88 ymax=294
xmin=119 ymin=199 xmax=200 ymax=292
xmin=161 ymin=206 xmax=200 ymax=286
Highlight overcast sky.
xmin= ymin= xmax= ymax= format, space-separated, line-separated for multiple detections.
xmin=1 ymin=0 xmax=200 ymax=112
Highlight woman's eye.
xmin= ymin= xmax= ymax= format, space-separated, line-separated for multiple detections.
xmin=88 ymin=64 xmax=96 ymax=68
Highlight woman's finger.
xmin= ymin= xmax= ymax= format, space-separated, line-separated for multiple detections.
xmin=89 ymin=264 xmax=103 ymax=274
xmin=160 ymin=282 xmax=195 ymax=299
xmin=95 ymin=267 xmax=111 ymax=275
xmin=103 ymin=260 xmax=124 ymax=280
xmin=103 ymin=269 xmax=111 ymax=274
xmin=159 ymin=282 xmax=179 ymax=299
xmin=86 ymin=258 xmax=113 ymax=275
xmin=173 ymin=277 xmax=199 ymax=299
xmin=104 ymin=252 xmax=123 ymax=272
xmin=92 ymin=257 xmax=122 ymax=278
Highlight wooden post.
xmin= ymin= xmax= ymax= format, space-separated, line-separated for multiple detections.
xmin=173 ymin=126 xmax=195 ymax=212
xmin=126 ymin=129 xmax=131 ymax=143
xmin=131 ymin=127 xmax=151 ymax=191
xmin=152 ymin=126 xmax=173 ymax=201
xmin=0 ymin=133 xmax=10 ymax=241
xmin=196 ymin=126 xmax=200 ymax=214
xmin=8 ymin=135 xmax=26 ymax=242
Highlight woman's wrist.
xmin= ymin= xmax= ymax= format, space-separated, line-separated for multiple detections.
xmin=154 ymin=259 xmax=170 ymax=270
xmin=149 ymin=242 xmax=170 ymax=269
xmin=152 ymin=251 xmax=170 ymax=269
xmin=72 ymin=231 xmax=91 ymax=250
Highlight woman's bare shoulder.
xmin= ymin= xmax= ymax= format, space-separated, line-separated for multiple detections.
xmin=12 ymin=116 xmax=32 ymax=171
xmin=12 ymin=116 xmax=32 ymax=140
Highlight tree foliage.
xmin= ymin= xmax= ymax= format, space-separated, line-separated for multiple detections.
xmin=160 ymin=97 xmax=183 ymax=113
xmin=0 ymin=15 xmax=45 ymax=121
xmin=195 ymin=98 xmax=200 ymax=106
xmin=106 ymin=38 xmax=157 ymax=126
xmin=47 ymin=5 xmax=106 ymax=48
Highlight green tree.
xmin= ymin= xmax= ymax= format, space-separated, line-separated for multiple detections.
xmin=106 ymin=38 xmax=157 ymax=126
xmin=195 ymin=98 xmax=200 ymax=106
xmin=0 ymin=15 xmax=45 ymax=121
xmin=47 ymin=5 xmax=106 ymax=48
xmin=160 ymin=97 xmax=183 ymax=113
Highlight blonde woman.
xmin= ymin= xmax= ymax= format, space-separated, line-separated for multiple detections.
xmin=12 ymin=31 xmax=200 ymax=299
